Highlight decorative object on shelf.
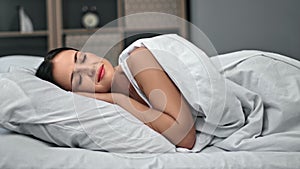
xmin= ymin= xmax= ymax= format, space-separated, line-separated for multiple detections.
xmin=81 ymin=6 xmax=100 ymax=29
xmin=17 ymin=6 xmax=34 ymax=33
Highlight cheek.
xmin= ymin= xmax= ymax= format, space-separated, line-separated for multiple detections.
xmin=95 ymin=77 xmax=112 ymax=93
xmin=76 ymin=78 xmax=96 ymax=92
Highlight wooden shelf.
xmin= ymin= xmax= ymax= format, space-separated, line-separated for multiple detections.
xmin=63 ymin=27 xmax=122 ymax=35
xmin=123 ymin=26 xmax=181 ymax=33
xmin=0 ymin=26 xmax=176 ymax=38
xmin=0 ymin=30 xmax=48 ymax=38
xmin=0 ymin=0 xmax=187 ymax=56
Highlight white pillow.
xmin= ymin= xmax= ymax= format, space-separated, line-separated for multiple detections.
xmin=0 ymin=55 xmax=43 ymax=73
xmin=0 ymin=69 xmax=175 ymax=153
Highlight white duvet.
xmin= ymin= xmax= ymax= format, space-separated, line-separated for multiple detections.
xmin=119 ymin=34 xmax=300 ymax=152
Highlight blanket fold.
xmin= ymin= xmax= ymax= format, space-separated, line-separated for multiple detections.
xmin=119 ymin=34 xmax=300 ymax=152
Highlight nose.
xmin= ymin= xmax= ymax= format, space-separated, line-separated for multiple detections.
xmin=74 ymin=64 xmax=96 ymax=77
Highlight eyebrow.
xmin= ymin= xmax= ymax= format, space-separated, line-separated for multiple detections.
xmin=70 ymin=51 xmax=78 ymax=87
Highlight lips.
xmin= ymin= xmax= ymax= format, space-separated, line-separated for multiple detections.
xmin=97 ymin=65 xmax=105 ymax=82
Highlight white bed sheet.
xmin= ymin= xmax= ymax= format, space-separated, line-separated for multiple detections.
xmin=1 ymin=128 xmax=299 ymax=169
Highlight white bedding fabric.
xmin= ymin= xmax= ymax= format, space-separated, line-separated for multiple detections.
xmin=0 ymin=54 xmax=175 ymax=153
xmin=119 ymin=34 xmax=300 ymax=152
xmin=0 ymin=55 xmax=43 ymax=73
xmin=0 ymin=70 xmax=175 ymax=153
xmin=1 ymin=128 xmax=300 ymax=169
xmin=211 ymin=50 xmax=300 ymax=151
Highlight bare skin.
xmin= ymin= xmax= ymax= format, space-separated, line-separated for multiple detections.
xmin=52 ymin=47 xmax=196 ymax=149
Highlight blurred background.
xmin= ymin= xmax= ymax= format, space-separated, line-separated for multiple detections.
xmin=0 ymin=0 xmax=299 ymax=63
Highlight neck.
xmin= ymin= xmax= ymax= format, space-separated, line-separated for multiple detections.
xmin=110 ymin=66 xmax=147 ymax=105
xmin=110 ymin=65 xmax=131 ymax=95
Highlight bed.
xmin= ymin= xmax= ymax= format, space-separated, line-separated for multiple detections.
xmin=1 ymin=35 xmax=300 ymax=168
xmin=1 ymin=128 xmax=300 ymax=169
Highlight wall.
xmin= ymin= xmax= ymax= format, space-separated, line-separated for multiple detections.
xmin=190 ymin=0 xmax=300 ymax=60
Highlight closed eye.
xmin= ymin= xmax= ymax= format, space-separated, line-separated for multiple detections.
xmin=74 ymin=51 xmax=78 ymax=63
xmin=78 ymin=74 xmax=82 ymax=86
xmin=72 ymin=73 xmax=82 ymax=89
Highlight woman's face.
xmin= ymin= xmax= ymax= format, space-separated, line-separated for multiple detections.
xmin=52 ymin=50 xmax=115 ymax=93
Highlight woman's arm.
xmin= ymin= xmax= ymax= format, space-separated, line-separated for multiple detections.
xmin=77 ymin=91 xmax=196 ymax=149
xmin=123 ymin=47 xmax=196 ymax=149
xmin=77 ymin=47 xmax=196 ymax=149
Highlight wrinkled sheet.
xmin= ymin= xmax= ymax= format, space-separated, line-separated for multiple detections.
xmin=208 ymin=50 xmax=300 ymax=151
xmin=126 ymin=34 xmax=300 ymax=152
xmin=1 ymin=128 xmax=300 ymax=169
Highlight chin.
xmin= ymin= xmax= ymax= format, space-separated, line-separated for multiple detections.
xmin=95 ymin=84 xmax=111 ymax=93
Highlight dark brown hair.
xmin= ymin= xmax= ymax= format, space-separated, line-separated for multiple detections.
xmin=35 ymin=47 xmax=78 ymax=87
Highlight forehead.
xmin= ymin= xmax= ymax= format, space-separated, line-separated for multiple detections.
xmin=53 ymin=50 xmax=76 ymax=63
xmin=52 ymin=50 xmax=76 ymax=90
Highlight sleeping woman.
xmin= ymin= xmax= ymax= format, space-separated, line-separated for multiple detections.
xmin=35 ymin=34 xmax=196 ymax=150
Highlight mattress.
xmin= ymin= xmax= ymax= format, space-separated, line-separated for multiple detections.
xmin=1 ymin=127 xmax=299 ymax=169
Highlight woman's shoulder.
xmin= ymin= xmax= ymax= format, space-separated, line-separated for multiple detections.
xmin=126 ymin=47 xmax=163 ymax=77
xmin=129 ymin=46 xmax=148 ymax=55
